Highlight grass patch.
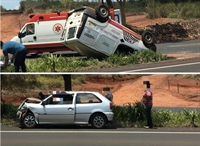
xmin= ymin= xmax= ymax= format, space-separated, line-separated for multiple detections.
xmin=1 ymin=75 xmax=87 ymax=94
xmin=1 ymin=50 xmax=175 ymax=72
xmin=146 ymin=1 xmax=200 ymax=19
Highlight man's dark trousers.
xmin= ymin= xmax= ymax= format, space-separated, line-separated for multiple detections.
xmin=145 ymin=106 xmax=153 ymax=128
xmin=14 ymin=49 xmax=27 ymax=72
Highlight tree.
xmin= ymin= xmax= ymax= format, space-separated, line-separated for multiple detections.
xmin=0 ymin=5 xmax=6 ymax=12
xmin=103 ymin=0 xmax=126 ymax=25
xmin=116 ymin=0 xmax=126 ymax=25
xmin=105 ymin=0 xmax=113 ymax=8
xmin=63 ymin=74 xmax=72 ymax=91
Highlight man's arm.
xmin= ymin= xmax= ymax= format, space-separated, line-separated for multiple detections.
xmin=11 ymin=55 xmax=15 ymax=63
xmin=2 ymin=56 xmax=9 ymax=69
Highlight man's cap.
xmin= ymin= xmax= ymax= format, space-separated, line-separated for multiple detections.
xmin=0 ymin=40 xmax=3 ymax=47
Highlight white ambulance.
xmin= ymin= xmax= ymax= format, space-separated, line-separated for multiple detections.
xmin=61 ymin=5 xmax=156 ymax=57
xmin=10 ymin=11 xmax=75 ymax=56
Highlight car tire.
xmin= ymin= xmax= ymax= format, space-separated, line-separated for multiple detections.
xmin=22 ymin=113 xmax=36 ymax=128
xmin=90 ymin=113 xmax=107 ymax=129
xmin=96 ymin=5 xmax=109 ymax=23
xmin=142 ymin=31 xmax=154 ymax=45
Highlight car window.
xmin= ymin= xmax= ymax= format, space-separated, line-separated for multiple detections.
xmin=76 ymin=93 xmax=102 ymax=104
xmin=48 ymin=94 xmax=73 ymax=105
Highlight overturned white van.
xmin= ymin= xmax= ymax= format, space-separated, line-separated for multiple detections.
xmin=61 ymin=5 xmax=156 ymax=57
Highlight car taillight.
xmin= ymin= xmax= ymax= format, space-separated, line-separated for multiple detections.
xmin=110 ymin=102 xmax=113 ymax=109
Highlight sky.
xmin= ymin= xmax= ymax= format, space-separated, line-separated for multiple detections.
xmin=0 ymin=0 xmax=20 ymax=10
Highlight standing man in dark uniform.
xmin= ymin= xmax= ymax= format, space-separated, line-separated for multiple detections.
xmin=1 ymin=41 xmax=27 ymax=72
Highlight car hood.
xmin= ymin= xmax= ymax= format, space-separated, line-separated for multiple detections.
xmin=18 ymin=97 xmax=42 ymax=110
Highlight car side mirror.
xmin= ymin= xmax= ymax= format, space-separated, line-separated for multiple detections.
xmin=41 ymin=100 xmax=47 ymax=106
xmin=18 ymin=32 xmax=22 ymax=38
xmin=18 ymin=32 xmax=26 ymax=38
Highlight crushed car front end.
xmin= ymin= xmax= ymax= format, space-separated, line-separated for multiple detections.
xmin=16 ymin=98 xmax=41 ymax=123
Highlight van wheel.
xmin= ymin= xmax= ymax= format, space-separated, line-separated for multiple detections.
xmin=22 ymin=113 xmax=36 ymax=128
xmin=96 ymin=5 xmax=109 ymax=23
xmin=142 ymin=31 xmax=154 ymax=45
xmin=90 ymin=113 xmax=107 ymax=129
xmin=148 ymin=43 xmax=157 ymax=52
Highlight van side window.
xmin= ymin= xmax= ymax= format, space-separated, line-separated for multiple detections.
xmin=20 ymin=23 xmax=35 ymax=37
xmin=76 ymin=93 xmax=102 ymax=104
xmin=26 ymin=24 xmax=35 ymax=35
xmin=114 ymin=15 xmax=120 ymax=23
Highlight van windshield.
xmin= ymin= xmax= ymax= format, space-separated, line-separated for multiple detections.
xmin=67 ymin=27 xmax=77 ymax=39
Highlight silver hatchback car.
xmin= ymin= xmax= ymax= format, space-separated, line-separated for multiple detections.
xmin=16 ymin=91 xmax=114 ymax=129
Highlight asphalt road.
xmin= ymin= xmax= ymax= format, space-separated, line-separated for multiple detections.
xmin=156 ymin=39 xmax=200 ymax=55
xmin=1 ymin=125 xmax=200 ymax=146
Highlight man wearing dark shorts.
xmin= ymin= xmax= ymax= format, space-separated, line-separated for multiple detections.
xmin=1 ymin=41 xmax=27 ymax=72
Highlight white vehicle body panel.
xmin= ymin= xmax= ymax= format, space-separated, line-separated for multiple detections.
xmin=61 ymin=7 xmax=151 ymax=57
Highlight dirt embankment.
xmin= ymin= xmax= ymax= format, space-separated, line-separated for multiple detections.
xmin=126 ymin=14 xmax=200 ymax=43
xmin=2 ymin=75 xmax=200 ymax=107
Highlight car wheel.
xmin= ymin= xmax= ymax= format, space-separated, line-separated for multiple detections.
xmin=96 ymin=5 xmax=109 ymax=23
xmin=22 ymin=113 xmax=36 ymax=128
xmin=91 ymin=113 xmax=107 ymax=129
xmin=142 ymin=31 xmax=154 ymax=45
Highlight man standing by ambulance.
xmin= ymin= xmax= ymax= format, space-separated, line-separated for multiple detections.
xmin=141 ymin=89 xmax=153 ymax=129
xmin=1 ymin=41 xmax=27 ymax=72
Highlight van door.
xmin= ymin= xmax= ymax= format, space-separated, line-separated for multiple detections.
xmin=34 ymin=22 xmax=46 ymax=43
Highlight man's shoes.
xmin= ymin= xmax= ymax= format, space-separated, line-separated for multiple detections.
xmin=144 ymin=126 xmax=153 ymax=129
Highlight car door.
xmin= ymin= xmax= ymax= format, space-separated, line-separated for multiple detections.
xmin=38 ymin=95 xmax=75 ymax=124
xmin=75 ymin=93 xmax=102 ymax=123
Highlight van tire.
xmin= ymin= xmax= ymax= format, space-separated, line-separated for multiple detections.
xmin=142 ymin=31 xmax=154 ymax=45
xmin=149 ymin=43 xmax=157 ymax=52
xmin=96 ymin=5 xmax=109 ymax=23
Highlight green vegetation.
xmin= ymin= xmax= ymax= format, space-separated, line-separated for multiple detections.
xmin=1 ymin=74 xmax=87 ymax=92
xmin=2 ymin=102 xmax=200 ymax=128
xmin=1 ymin=0 xmax=199 ymax=19
xmin=1 ymin=50 xmax=174 ymax=72
xmin=146 ymin=1 xmax=200 ymax=19
xmin=112 ymin=102 xmax=200 ymax=128
xmin=1 ymin=103 xmax=18 ymax=119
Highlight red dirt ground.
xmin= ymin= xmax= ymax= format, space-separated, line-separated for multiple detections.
xmin=1 ymin=75 xmax=200 ymax=107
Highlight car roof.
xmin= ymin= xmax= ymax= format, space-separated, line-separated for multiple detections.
xmin=52 ymin=91 xmax=99 ymax=95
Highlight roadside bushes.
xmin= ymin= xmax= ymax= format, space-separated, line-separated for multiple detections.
xmin=112 ymin=102 xmax=146 ymax=127
xmin=112 ymin=102 xmax=200 ymax=128
xmin=1 ymin=50 xmax=172 ymax=72
xmin=146 ymin=1 xmax=200 ymax=19
xmin=1 ymin=103 xmax=18 ymax=119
